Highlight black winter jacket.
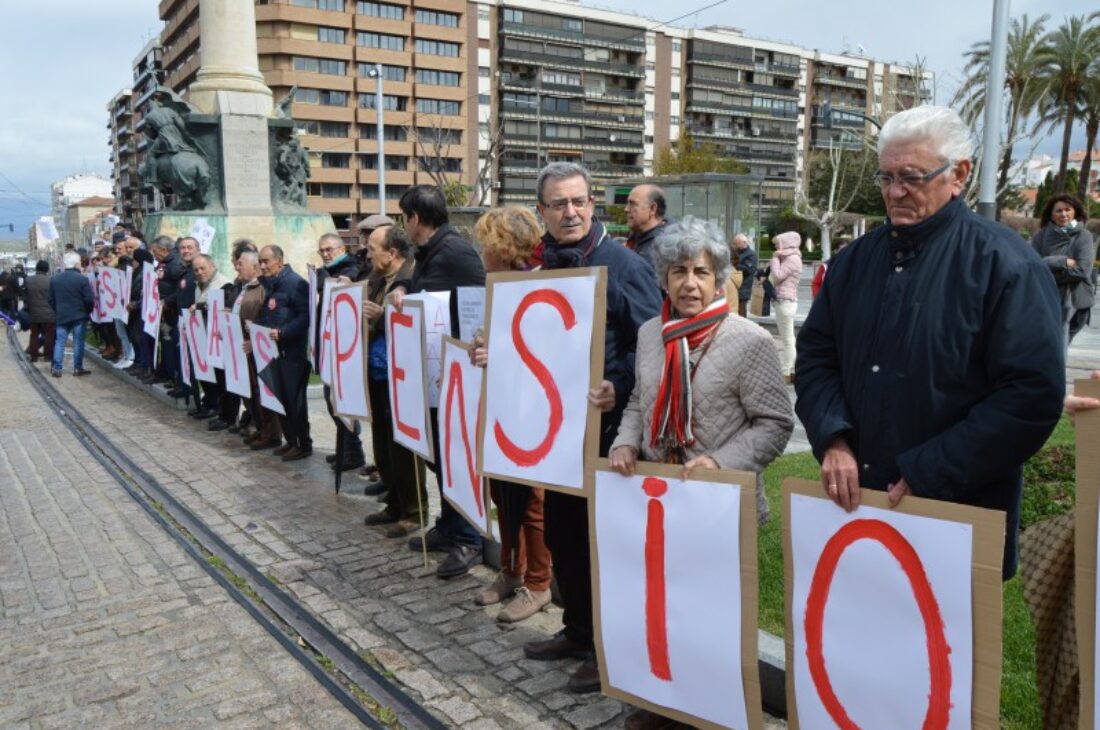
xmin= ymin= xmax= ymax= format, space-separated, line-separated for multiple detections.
xmin=625 ymin=220 xmax=669 ymax=268
xmin=794 ymin=196 xmax=1065 ymax=578
xmin=48 ymin=268 xmax=95 ymax=326
xmin=25 ymin=274 xmax=55 ymax=323
xmin=258 ymin=265 xmax=311 ymax=359
xmin=398 ymin=224 xmax=486 ymax=338
xmin=314 ymin=254 xmax=363 ymax=356
xmin=734 ymin=246 xmax=758 ymax=301
xmin=157 ymin=250 xmax=187 ymax=316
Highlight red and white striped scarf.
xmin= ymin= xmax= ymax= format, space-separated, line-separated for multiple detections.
xmin=650 ymin=296 xmax=728 ymax=451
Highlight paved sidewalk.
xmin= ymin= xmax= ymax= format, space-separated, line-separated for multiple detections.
xmin=0 ymin=334 xmax=357 ymax=728
xmin=29 ymin=330 xmax=785 ymax=728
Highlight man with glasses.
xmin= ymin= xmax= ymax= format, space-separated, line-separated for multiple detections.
xmin=520 ymin=162 xmax=662 ymax=694
xmin=795 ymin=105 xmax=1065 ymax=580
xmin=314 ymin=233 xmax=367 ymax=472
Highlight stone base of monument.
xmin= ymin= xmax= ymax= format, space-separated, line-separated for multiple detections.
xmin=144 ymin=211 xmax=332 ymax=274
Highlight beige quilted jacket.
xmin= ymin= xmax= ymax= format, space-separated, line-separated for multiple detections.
xmin=612 ymin=314 xmax=795 ymax=520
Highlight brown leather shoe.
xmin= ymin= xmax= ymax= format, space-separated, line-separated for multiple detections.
xmin=624 ymin=708 xmax=681 ymax=730
xmin=523 ymin=630 xmax=591 ymax=661
xmin=281 ymin=446 xmax=312 ymax=462
xmin=272 ymin=443 xmax=293 ymax=456
xmin=567 ymin=655 xmax=601 ymax=694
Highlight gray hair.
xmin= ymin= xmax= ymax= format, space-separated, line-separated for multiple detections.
xmin=237 ymin=250 xmax=259 ymax=268
xmin=319 ymin=232 xmax=345 ymax=250
xmin=877 ymin=105 xmax=974 ymax=163
xmin=63 ymin=252 xmax=81 ymax=269
xmin=150 ymin=235 xmax=174 ymax=252
xmin=195 ymin=253 xmax=217 ymax=270
xmin=653 ymin=216 xmax=732 ymax=288
xmin=536 ymin=162 xmax=592 ymax=205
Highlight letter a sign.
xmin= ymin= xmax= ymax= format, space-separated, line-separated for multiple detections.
xmin=439 ymin=337 xmax=489 ymax=535
xmin=478 ymin=269 xmax=606 ymax=495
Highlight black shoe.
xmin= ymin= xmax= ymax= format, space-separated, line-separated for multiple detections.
xmin=331 ymin=456 xmax=366 ymax=473
xmin=207 ymin=419 xmax=229 ymax=432
xmin=325 ymin=454 xmax=338 ymax=464
xmin=166 ymin=388 xmax=187 ymax=398
xmin=363 ymin=509 xmax=401 ymax=526
xmin=408 ymin=527 xmax=453 ymax=554
xmin=523 ymin=630 xmax=592 ymax=661
xmin=51 ymin=369 xmax=62 ymax=378
xmin=227 ymin=424 xmax=240 ymax=434
xmin=362 ymin=480 xmax=386 ymax=496
xmin=73 ymin=368 xmax=92 ymax=377
xmin=567 ymin=656 xmax=601 ymax=694
xmin=436 ymin=544 xmax=482 ymax=579
xmin=190 ymin=408 xmax=216 ymax=419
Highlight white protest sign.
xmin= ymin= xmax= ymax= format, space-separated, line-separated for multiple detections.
xmin=307 ymin=265 xmax=318 ymax=370
xmin=223 ymin=312 xmax=250 ymax=399
xmin=456 ymin=286 xmax=485 ymax=342
xmin=142 ymin=262 xmax=162 ymax=339
xmin=190 ymin=217 xmax=216 ymax=254
xmin=183 ymin=308 xmax=217 ymax=383
xmin=98 ymin=269 xmax=126 ymax=322
xmin=249 ymin=323 xmax=286 ymax=415
xmin=118 ymin=267 xmax=132 ymax=314
xmin=205 ymin=289 xmax=226 ymax=369
xmin=35 ymin=217 xmax=58 ymax=243
xmin=789 ymin=491 xmax=974 ymax=730
xmin=317 ymin=279 xmax=338 ymax=386
xmin=404 ymin=291 xmax=451 ymax=407
xmin=478 ymin=269 xmax=604 ymax=494
xmin=385 ymin=300 xmax=433 ymax=461
xmin=331 ymin=282 xmax=370 ymax=420
xmin=593 ymin=467 xmax=757 ymax=730
xmin=439 ymin=338 xmax=488 ymax=535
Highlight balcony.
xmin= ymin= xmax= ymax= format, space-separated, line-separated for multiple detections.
xmin=499 ymin=48 xmax=644 ymax=78
xmin=499 ymin=102 xmax=643 ymax=127
xmin=500 ymin=20 xmax=645 ymax=51
xmin=690 ymin=53 xmax=800 ymax=78
xmin=814 ymin=74 xmax=868 ymax=91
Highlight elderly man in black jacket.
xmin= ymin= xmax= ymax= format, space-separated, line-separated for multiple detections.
xmin=258 ymin=245 xmax=313 ymax=461
xmin=519 ymin=163 xmax=663 ymax=694
xmin=146 ymin=236 xmax=187 ymax=387
xmin=795 ymin=106 xmax=1065 ymax=580
xmin=389 ymin=185 xmax=487 ymax=580
xmin=623 ymin=183 xmax=668 ymax=266
xmin=47 ymin=252 xmax=95 ymax=377
xmin=24 ymin=260 xmax=55 ymax=363
xmin=314 ymin=232 xmax=367 ymax=471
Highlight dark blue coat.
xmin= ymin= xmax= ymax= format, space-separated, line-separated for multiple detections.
xmin=794 ymin=196 xmax=1065 ymax=578
xmin=545 ymin=220 xmax=663 ymax=453
xmin=157 ymin=249 xmax=187 ymax=315
xmin=258 ymin=265 xmax=310 ymax=359
xmin=47 ymin=268 xmax=95 ymax=326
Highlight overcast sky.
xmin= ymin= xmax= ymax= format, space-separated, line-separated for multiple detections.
xmin=0 ymin=0 xmax=1091 ymax=238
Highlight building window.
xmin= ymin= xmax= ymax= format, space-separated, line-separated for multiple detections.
xmin=543 ymin=123 xmax=581 ymax=139
xmin=478 ymin=7 xmax=490 ymax=21
xmin=294 ymin=0 xmax=345 ymax=9
xmin=321 ymin=153 xmax=351 ymax=168
xmin=415 ymin=9 xmax=459 ymax=27
xmin=563 ymin=18 xmax=582 ymax=32
xmin=359 ymin=63 xmax=406 ymax=81
xmin=415 ymin=69 xmax=461 ymax=86
xmin=360 ymin=124 xmax=408 ymax=141
xmin=319 ymin=121 xmax=350 ymax=137
xmin=671 ymin=91 xmax=679 ymax=100
xmin=317 ymin=27 xmax=346 ymax=44
xmin=296 ymin=57 xmax=347 ymax=75
xmin=357 ymin=32 xmax=405 ymax=50
xmin=320 ymin=89 xmax=348 ymax=106
xmin=478 ymin=94 xmax=491 ymax=104
xmin=672 ymin=40 xmax=681 ymax=52
xmin=415 ymin=39 xmax=460 ymax=57
xmin=295 ymin=88 xmax=320 ymax=104
xmin=361 ymin=184 xmax=410 ymax=200
xmin=416 ymin=127 xmax=461 ymax=144
xmin=415 ymin=98 xmax=461 ymax=115
xmin=294 ymin=120 xmax=320 ymax=135
xmin=417 ymin=157 xmax=463 ymax=173
xmin=645 ymin=111 xmax=653 ymax=120
xmin=356 ymin=1 xmax=404 ymax=19
xmin=361 ymin=155 xmax=409 ymax=170
xmin=479 ymin=66 xmax=491 ymax=78
xmin=503 ymin=8 xmax=522 ymax=23
xmin=359 ymin=93 xmax=407 ymax=111
xmin=308 ymin=183 xmax=352 ymax=198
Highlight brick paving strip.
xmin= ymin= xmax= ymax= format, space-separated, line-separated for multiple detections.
xmin=0 ymin=334 xmax=360 ymax=729
xmin=21 ymin=332 xmax=786 ymax=729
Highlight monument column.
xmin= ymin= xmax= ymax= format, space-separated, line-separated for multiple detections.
xmin=187 ymin=0 xmax=273 ymax=116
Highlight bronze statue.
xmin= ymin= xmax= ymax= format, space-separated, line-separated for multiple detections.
xmin=139 ymin=88 xmax=212 ymax=210
xmin=274 ymin=134 xmax=310 ymax=208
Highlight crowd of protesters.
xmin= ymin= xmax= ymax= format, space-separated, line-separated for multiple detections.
xmin=4 ymin=105 xmax=1093 ymax=728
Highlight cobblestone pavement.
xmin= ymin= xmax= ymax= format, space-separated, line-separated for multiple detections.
xmin=0 ymin=334 xmax=358 ymax=728
xmin=24 ymin=330 xmax=786 ymax=729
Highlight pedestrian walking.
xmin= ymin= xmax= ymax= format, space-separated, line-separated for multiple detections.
xmin=47 ymin=252 xmax=95 ymax=378
xmin=1030 ymin=194 xmax=1095 ymax=346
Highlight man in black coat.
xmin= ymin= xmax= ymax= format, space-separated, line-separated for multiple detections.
xmin=314 ymin=232 xmax=366 ymax=471
xmin=47 ymin=252 xmax=95 ymax=377
xmin=174 ymin=238 xmax=200 ymax=402
xmin=521 ymin=163 xmax=663 ymax=694
xmin=623 ymin=183 xmax=668 ymax=267
xmin=147 ymin=236 xmax=187 ymax=387
xmin=24 ymin=260 xmax=55 ymax=363
xmin=731 ymin=233 xmax=757 ymax=317
xmin=795 ymin=106 xmax=1065 ymax=580
xmin=258 ymin=244 xmax=313 ymax=461
xmin=389 ymin=185 xmax=486 ymax=580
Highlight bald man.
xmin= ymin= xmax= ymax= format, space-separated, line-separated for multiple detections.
xmin=624 ymin=183 xmax=668 ymax=265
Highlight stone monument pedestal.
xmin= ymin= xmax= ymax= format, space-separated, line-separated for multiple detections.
xmin=144 ymin=211 xmax=331 ymax=275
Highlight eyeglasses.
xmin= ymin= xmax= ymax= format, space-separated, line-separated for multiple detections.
xmin=873 ymin=162 xmax=952 ymax=190
xmin=545 ymin=196 xmax=592 ymax=213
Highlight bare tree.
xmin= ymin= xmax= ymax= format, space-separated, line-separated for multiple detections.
xmin=794 ymin=140 xmax=876 ymax=259
xmin=471 ymin=119 xmax=505 ymax=207
xmin=407 ymin=115 xmax=504 ymax=207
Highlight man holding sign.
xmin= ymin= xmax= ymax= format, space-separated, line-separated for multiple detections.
xmin=795 ymin=106 xmax=1065 ymax=579
xmin=521 ymin=162 xmax=662 ymax=694
xmin=389 ymin=185 xmax=487 ymax=579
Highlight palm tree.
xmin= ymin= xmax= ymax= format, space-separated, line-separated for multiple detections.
xmin=952 ymin=14 xmax=1050 ymax=213
xmin=1074 ymin=72 xmax=1100 ymax=199
xmin=1037 ymin=14 xmax=1100 ymax=194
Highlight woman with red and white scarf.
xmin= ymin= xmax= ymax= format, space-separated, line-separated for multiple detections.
xmin=609 ymin=215 xmax=794 ymax=523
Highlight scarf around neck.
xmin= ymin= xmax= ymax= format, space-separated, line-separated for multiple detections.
xmin=651 ymin=295 xmax=728 ymax=451
xmin=541 ymin=219 xmax=608 ymax=270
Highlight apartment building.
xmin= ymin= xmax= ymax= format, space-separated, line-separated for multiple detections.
xmin=119 ymin=0 xmax=930 ymax=228
xmin=107 ymin=89 xmax=136 ymax=220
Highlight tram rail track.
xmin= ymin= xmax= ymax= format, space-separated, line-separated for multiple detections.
xmin=8 ymin=327 xmax=447 ymax=730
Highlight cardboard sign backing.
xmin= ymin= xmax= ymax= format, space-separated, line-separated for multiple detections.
xmin=1076 ymin=378 xmax=1100 ymax=728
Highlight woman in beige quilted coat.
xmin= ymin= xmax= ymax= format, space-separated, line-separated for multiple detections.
xmin=609 ymin=215 xmax=794 ymax=523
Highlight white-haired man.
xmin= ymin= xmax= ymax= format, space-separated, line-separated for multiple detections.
xmin=795 ymin=106 xmax=1065 ymax=579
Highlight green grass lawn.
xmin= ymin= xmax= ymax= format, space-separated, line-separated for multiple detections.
xmin=759 ymin=416 xmax=1077 ymax=729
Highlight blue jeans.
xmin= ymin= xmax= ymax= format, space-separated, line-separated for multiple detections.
xmin=53 ymin=319 xmax=87 ymax=372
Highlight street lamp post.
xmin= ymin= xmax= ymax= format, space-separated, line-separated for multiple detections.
xmin=977 ymin=0 xmax=1009 ymax=221
xmin=368 ymin=63 xmax=386 ymax=214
